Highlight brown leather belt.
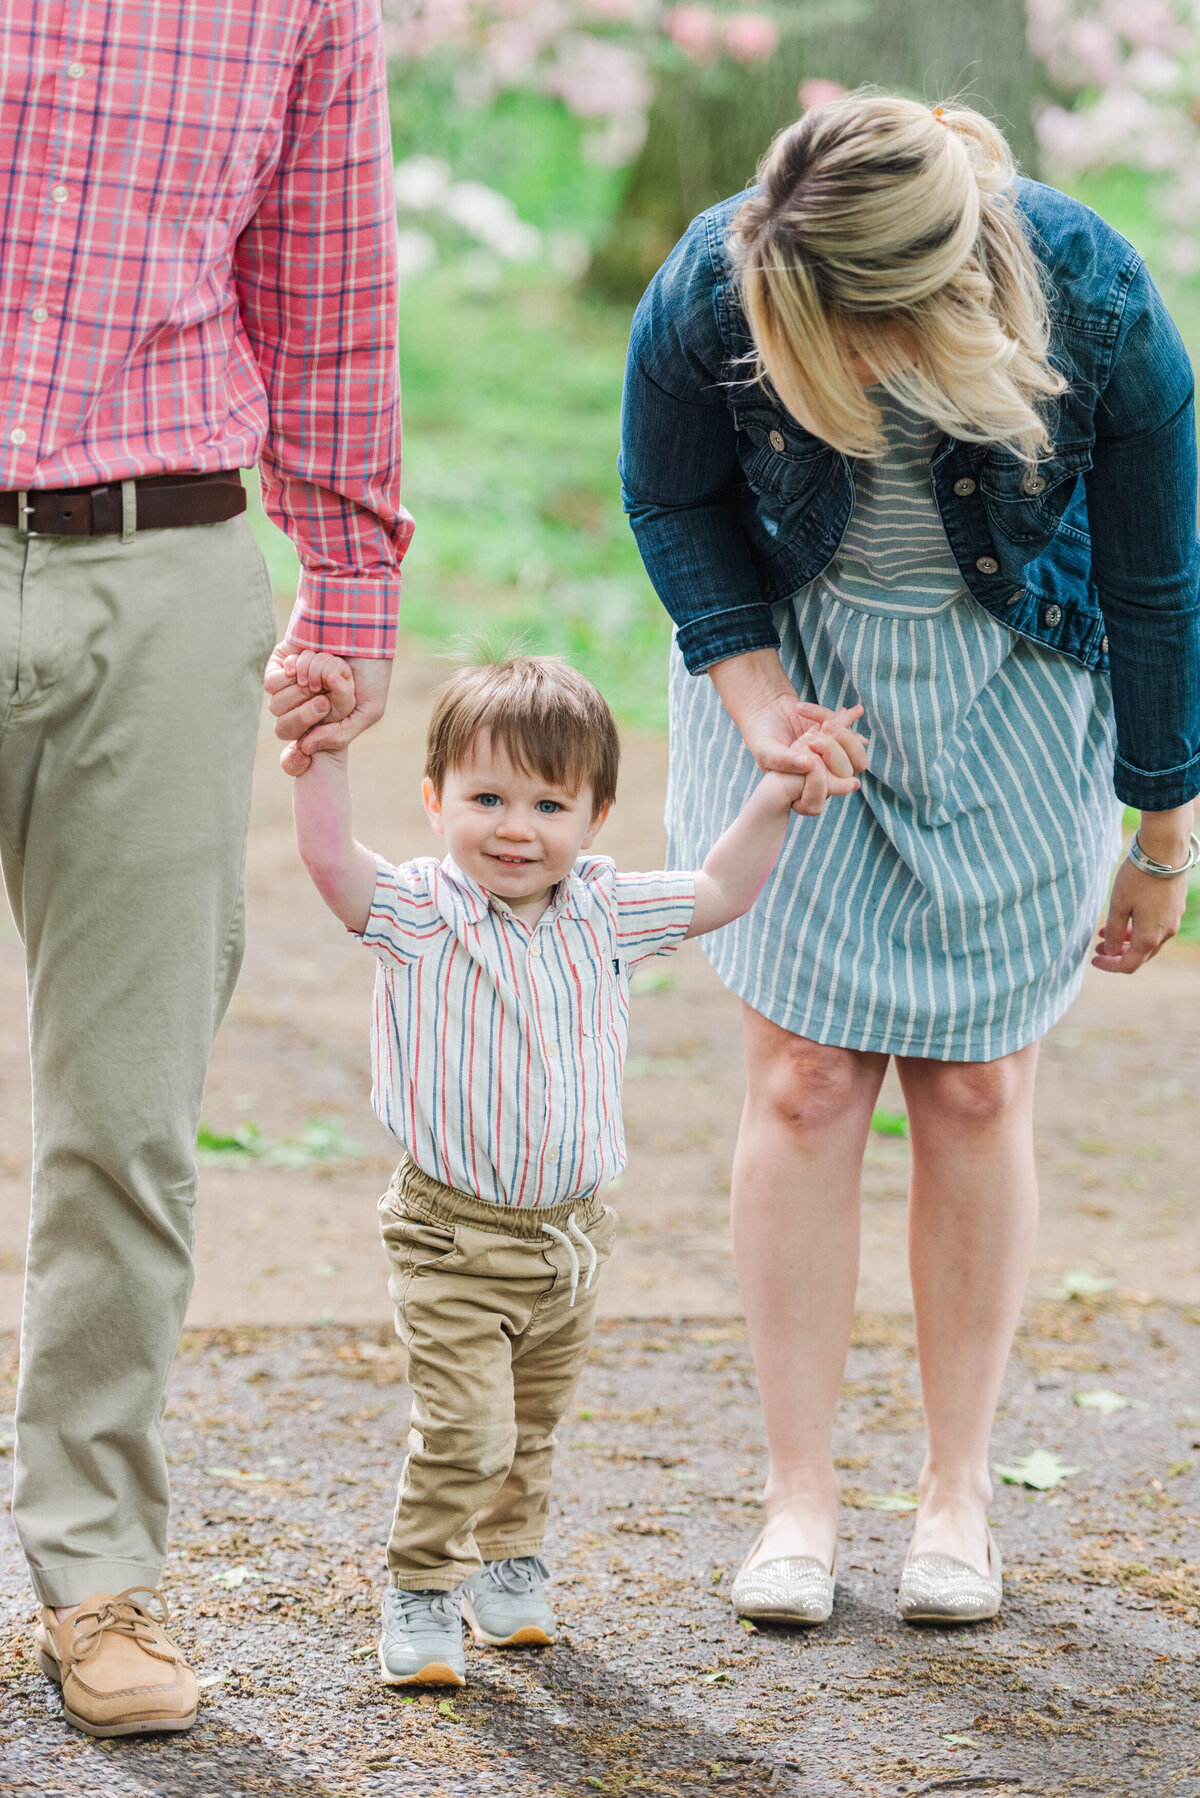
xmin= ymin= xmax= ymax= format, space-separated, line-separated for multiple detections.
xmin=0 ymin=470 xmax=246 ymax=536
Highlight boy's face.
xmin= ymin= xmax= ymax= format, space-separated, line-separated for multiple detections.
xmin=423 ymin=732 xmax=610 ymax=919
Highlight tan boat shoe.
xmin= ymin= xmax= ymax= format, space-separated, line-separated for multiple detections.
xmin=34 ymin=1587 xmax=198 ymax=1737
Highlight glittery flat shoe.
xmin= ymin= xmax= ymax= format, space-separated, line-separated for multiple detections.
xmin=729 ymin=1533 xmax=837 ymax=1626
xmin=898 ymin=1525 xmax=1002 ymax=1624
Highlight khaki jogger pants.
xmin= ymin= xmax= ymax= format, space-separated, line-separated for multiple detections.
xmin=379 ymin=1156 xmax=619 ymax=1590
xmin=0 ymin=512 xmax=275 ymax=1606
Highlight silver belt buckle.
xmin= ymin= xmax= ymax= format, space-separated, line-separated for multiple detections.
xmin=16 ymin=490 xmax=36 ymax=536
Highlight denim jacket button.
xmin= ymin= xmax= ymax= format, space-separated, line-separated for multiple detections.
xmin=1101 ymin=635 xmax=1109 ymax=654
xmin=1005 ymin=588 xmax=1024 ymax=607
xmin=1022 ymin=472 xmax=1047 ymax=495
xmin=1043 ymin=603 xmax=1063 ymax=627
xmin=975 ymin=555 xmax=999 ymax=575
xmin=769 ymin=430 xmax=786 ymax=452
xmin=953 ymin=477 xmax=976 ymax=497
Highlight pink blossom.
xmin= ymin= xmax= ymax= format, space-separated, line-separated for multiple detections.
xmin=665 ymin=5 xmax=721 ymax=62
xmin=798 ymin=77 xmax=847 ymax=110
xmin=543 ymin=33 xmax=652 ymax=118
xmin=724 ymin=12 xmax=779 ymax=63
xmin=1064 ymin=17 xmax=1123 ymax=86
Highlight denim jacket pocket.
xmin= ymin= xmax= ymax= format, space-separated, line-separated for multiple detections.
xmin=733 ymin=402 xmax=827 ymax=500
xmin=980 ymin=444 xmax=1092 ymax=547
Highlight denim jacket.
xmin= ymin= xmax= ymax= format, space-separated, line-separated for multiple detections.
xmin=620 ymin=179 xmax=1200 ymax=811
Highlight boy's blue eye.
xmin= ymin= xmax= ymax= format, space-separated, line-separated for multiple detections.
xmin=535 ymin=800 xmax=562 ymax=814
xmin=475 ymin=793 xmax=501 ymax=808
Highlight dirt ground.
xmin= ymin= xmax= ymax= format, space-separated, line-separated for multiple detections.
xmin=1 ymin=1302 xmax=1199 ymax=1797
xmin=2 ymin=637 xmax=1198 ymax=1330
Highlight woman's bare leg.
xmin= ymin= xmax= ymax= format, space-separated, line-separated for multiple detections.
xmin=732 ymin=1005 xmax=888 ymax=1571
xmin=896 ymin=1043 xmax=1041 ymax=1575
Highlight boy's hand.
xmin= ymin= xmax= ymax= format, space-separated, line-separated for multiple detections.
xmin=266 ymin=650 xmax=358 ymax=775
xmin=265 ymin=644 xmax=391 ymax=775
xmin=781 ymin=707 xmax=864 ymax=816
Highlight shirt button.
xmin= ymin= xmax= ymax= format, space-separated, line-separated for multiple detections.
xmin=769 ymin=429 xmax=786 ymax=452
xmin=67 ymin=61 xmax=86 ymax=78
xmin=953 ymin=477 xmax=976 ymax=497
xmin=51 ymin=184 xmax=69 ymax=203
xmin=975 ymin=555 xmax=999 ymax=575
xmin=9 ymin=427 xmax=26 ymax=445
xmin=31 ymin=305 xmax=49 ymax=323
xmin=544 ymin=1146 xmax=559 ymax=1164
xmin=1043 ymin=603 xmax=1063 ymax=627
xmin=546 ymin=1043 xmax=560 ymax=1059
xmin=1022 ymin=471 xmax=1047 ymax=495
xmin=528 ymin=941 xmax=541 ymax=959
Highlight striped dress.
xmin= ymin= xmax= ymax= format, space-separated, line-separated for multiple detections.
xmin=666 ymin=395 xmax=1122 ymax=1062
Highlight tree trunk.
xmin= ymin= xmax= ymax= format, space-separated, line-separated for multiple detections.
xmin=588 ymin=0 xmax=1041 ymax=304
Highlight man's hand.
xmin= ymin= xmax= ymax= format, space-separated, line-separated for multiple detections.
xmin=265 ymin=641 xmax=392 ymax=776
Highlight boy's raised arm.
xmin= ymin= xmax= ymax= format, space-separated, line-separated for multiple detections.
xmin=293 ymin=747 xmax=379 ymax=934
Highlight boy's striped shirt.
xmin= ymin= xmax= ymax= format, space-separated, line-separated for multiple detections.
xmin=361 ymin=854 xmax=696 ymax=1208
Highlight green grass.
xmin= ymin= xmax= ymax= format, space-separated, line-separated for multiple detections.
xmin=249 ymin=265 xmax=670 ymax=729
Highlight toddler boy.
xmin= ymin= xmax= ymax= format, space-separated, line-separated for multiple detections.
xmin=286 ymin=652 xmax=858 ymax=1686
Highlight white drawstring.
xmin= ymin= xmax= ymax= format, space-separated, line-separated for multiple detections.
xmin=568 ymin=1213 xmax=597 ymax=1291
xmin=540 ymin=1223 xmax=579 ymax=1306
xmin=541 ymin=1211 xmax=597 ymax=1307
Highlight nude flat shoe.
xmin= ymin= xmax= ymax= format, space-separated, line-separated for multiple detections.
xmin=729 ymin=1531 xmax=837 ymax=1626
xmin=898 ymin=1525 xmax=1002 ymax=1624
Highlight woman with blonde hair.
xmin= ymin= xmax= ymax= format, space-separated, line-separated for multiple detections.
xmin=621 ymin=92 xmax=1199 ymax=1624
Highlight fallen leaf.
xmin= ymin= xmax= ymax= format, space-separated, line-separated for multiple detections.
xmin=860 ymin=1491 xmax=919 ymax=1512
xmin=196 ymin=1672 xmax=233 ymax=1689
xmin=1168 ymin=1460 xmax=1193 ymax=1480
xmin=205 ymin=1466 xmax=269 ymax=1482
xmin=437 ymin=1698 xmax=458 ymax=1718
xmin=1043 ymin=1269 xmax=1116 ymax=1301
xmin=1075 ymin=1389 xmax=1146 ymax=1415
xmin=941 ymin=1731 xmax=979 ymax=1747
xmin=213 ymin=1566 xmax=260 ymax=1589
xmin=994 ymin=1449 xmax=1080 ymax=1490
xmin=703 ymin=1670 xmax=735 ymax=1684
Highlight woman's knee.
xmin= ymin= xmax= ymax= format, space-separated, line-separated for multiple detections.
xmin=745 ymin=1018 xmax=878 ymax=1136
xmin=904 ymin=1052 xmax=1034 ymax=1129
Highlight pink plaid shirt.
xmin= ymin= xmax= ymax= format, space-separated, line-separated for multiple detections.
xmin=0 ymin=0 xmax=411 ymax=657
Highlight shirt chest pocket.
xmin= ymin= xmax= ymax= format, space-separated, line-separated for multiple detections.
xmin=559 ymin=953 xmax=615 ymax=1042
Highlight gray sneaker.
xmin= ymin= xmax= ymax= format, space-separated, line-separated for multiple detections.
xmin=378 ymin=1586 xmax=465 ymax=1686
xmin=462 ymin=1556 xmax=556 ymax=1647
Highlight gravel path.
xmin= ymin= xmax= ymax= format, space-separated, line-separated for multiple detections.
xmin=2 ymin=1297 xmax=1199 ymax=1797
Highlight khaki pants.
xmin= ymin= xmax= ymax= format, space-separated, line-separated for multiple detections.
xmin=0 ymin=513 xmax=275 ymax=1606
xmin=379 ymin=1156 xmax=618 ymax=1590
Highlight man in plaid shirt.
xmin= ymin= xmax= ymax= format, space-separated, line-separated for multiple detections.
xmin=0 ymin=1 xmax=409 ymax=1735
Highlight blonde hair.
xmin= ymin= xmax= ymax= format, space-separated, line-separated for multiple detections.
xmin=731 ymin=92 xmax=1066 ymax=463
xmin=425 ymin=656 xmax=620 ymax=812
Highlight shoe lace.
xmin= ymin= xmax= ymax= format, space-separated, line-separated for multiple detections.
xmin=478 ymin=1555 xmax=549 ymax=1595
xmin=382 ymin=1587 xmax=461 ymax=1631
xmin=70 ymin=1587 xmax=171 ymax=1665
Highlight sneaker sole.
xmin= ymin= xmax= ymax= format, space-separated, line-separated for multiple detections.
xmin=37 ymin=1649 xmax=198 ymax=1737
xmin=466 ymin=1622 xmax=554 ymax=1647
xmin=377 ymin=1650 xmax=465 ymax=1687
xmin=461 ymin=1594 xmax=554 ymax=1647
xmin=900 ymin=1604 xmax=1000 ymax=1625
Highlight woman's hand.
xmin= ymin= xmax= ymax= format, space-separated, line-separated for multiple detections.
xmin=708 ymin=648 xmax=868 ymax=816
xmin=1092 ymin=804 xmax=1195 ymax=974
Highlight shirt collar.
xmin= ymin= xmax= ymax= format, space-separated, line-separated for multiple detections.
xmin=440 ymin=857 xmax=587 ymax=923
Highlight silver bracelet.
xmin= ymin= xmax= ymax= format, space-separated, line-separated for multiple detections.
xmin=1127 ymin=830 xmax=1200 ymax=879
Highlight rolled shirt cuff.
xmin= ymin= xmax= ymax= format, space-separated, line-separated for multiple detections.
xmin=284 ymin=569 xmax=401 ymax=659
xmin=1113 ymin=749 xmax=1200 ymax=812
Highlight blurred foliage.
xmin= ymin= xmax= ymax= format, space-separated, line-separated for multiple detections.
xmin=590 ymin=0 xmax=1040 ymax=303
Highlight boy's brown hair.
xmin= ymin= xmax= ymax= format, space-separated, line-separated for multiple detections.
xmin=425 ymin=656 xmax=620 ymax=812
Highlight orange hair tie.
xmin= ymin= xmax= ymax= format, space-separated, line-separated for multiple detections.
xmin=932 ymin=106 xmax=947 ymax=125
